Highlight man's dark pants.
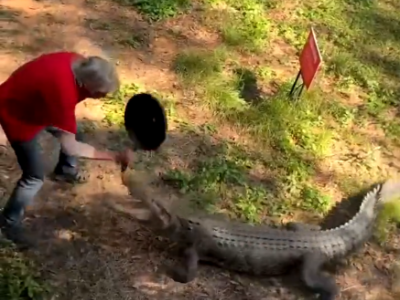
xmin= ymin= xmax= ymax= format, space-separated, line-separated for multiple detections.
xmin=1 ymin=127 xmax=81 ymax=230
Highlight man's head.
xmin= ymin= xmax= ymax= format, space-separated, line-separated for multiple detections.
xmin=72 ymin=56 xmax=120 ymax=99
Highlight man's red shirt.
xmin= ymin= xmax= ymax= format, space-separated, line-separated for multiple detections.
xmin=0 ymin=52 xmax=88 ymax=142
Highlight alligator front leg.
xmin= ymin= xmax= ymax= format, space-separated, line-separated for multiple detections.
xmin=166 ymin=246 xmax=199 ymax=283
xmin=301 ymin=252 xmax=338 ymax=300
xmin=286 ymin=222 xmax=321 ymax=231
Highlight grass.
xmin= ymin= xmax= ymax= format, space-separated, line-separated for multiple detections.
xmin=218 ymin=3 xmax=270 ymax=52
xmin=170 ymin=48 xmax=335 ymax=220
xmin=167 ymin=0 xmax=400 ymax=223
xmin=103 ymin=83 xmax=177 ymax=128
xmin=0 ymin=240 xmax=49 ymax=300
xmin=113 ymin=0 xmax=191 ymax=20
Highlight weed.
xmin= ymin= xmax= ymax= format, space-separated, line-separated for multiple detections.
xmin=276 ymin=23 xmax=305 ymax=50
xmin=221 ymin=8 xmax=270 ymax=52
xmin=0 ymin=241 xmax=50 ymax=300
xmin=163 ymin=139 xmax=329 ymax=221
xmin=118 ymin=34 xmax=145 ymax=49
xmin=85 ymin=19 xmax=112 ymax=31
xmin=298 ymin=185 xmax=332 ymax=214
xmin=164 ymin=154 xmax=262 ymax=217
xmin=234 ymin=67 xmax=261 ymax=101
xmin=116 ymin=0 xmax=191 ymax=20
xmin=375 ymin=198 xmax=400 ymax=243
xmin=173 ymin=48 xmax=228 ymax=85
xmin=256 ymin=66 xmax=276 ymax=81
xmin=164 ymin=156 xmax=246 ymax=192
xmin=103 ymin=83 xmax=140 ymax=127
xmin=203 ymin=78 xmax=247 ymax=112
xmin=326 ymin=102 xmax=357 ymax=128
xmin=233 ymin=185 xmax=266 ymax=223
xmin=102 ymin=83 xmax=176 ymax=127
xmin=204 ymin=0 xmax=271 ymax=52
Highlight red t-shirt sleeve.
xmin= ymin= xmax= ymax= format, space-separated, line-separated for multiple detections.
xmin=42 ymin=74 xmax=78 ymax=134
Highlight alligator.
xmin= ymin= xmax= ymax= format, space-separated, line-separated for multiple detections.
xmin=107 ymin=169 xmax=400 ymax=300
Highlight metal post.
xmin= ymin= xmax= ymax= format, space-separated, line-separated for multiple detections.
xmin=289 ymin=70 xmax=305 ymax=100
xmin=289 ymin=70 xmax=301 ymax=97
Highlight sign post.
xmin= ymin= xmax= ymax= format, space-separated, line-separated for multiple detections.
xmin=289 ymin=27 xmax=322 ymax=100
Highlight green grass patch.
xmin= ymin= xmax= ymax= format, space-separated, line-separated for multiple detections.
xmin=0 ymin=241 xmax=50 ymax=300
xmin=102 ymin=83 xmax=141 ymax=128
xmin=102 ymin=83 xmax=177 ymax=128
xmin=174 ymin=49 xmax=334 ymax=159
xmin=220 ymin=7 xmax=270 ymax=52
xmin=114 ymin=0 xmax=191 ymax=20
xmin=232 ymin=85 xmax=334 ymax=158
xmin=173 ymin=48 xmax=248 ymax=112
xmin=269 ymin=0 xmax=400 ymax=138
xmin=173 ymin=48 xmax=228 ymax=85
xmin=375 ymin=198 xmax=400 ymax=243
xmin=163 ymin=153 xmax=279 ymax=222
xmin=203 ymin=0 xmax=271 ymax=52
xmin=163 ymin=140 xmax=332 ymax=223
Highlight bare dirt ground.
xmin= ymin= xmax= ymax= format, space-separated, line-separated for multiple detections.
xmin=0 ymin=0 xmax=400 ymax=299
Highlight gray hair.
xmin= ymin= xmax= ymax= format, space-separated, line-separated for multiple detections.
xmin=72 ymin=56 xmax=120 ymax=94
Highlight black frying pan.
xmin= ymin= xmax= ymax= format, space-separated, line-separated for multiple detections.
xmin=124 ymin=93 xmax=167 ymax=151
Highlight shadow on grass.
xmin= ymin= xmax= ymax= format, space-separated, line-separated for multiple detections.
xmin=234 ymin=67 xmax=263 ymax=104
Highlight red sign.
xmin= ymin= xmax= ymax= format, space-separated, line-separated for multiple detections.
xmin=299 ymin=27 xmax=322 ymax=89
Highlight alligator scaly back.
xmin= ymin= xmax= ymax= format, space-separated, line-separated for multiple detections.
xmin=116 ymin=170 xmax=400 ymax=254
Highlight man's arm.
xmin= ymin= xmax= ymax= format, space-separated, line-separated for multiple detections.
xmin=57 ymin=130 xmax=116 ymax=161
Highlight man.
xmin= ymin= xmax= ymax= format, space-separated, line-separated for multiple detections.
xmin=0 ymin=51 xmax=133 ymax=248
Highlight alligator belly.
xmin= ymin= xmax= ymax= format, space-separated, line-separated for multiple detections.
xmin=200 ymin=253 xmax=298 ymax=276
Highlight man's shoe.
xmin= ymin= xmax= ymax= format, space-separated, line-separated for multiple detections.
xmin=0 ymin=218 xmax=34 ymax=250
xmin=51 ymin=166 xmax=89 ymax=184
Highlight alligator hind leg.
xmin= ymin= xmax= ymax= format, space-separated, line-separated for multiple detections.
xmin=301 ymin=253 xmax=338 ymax=300
xmin=286 ymin=222 xmax=321 ymax=231
xmin=166 ymin=246 xmax=199 ymax=283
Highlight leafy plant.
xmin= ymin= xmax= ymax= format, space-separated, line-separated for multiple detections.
xmin=0 ymin=241 xmax=50 ymax=300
